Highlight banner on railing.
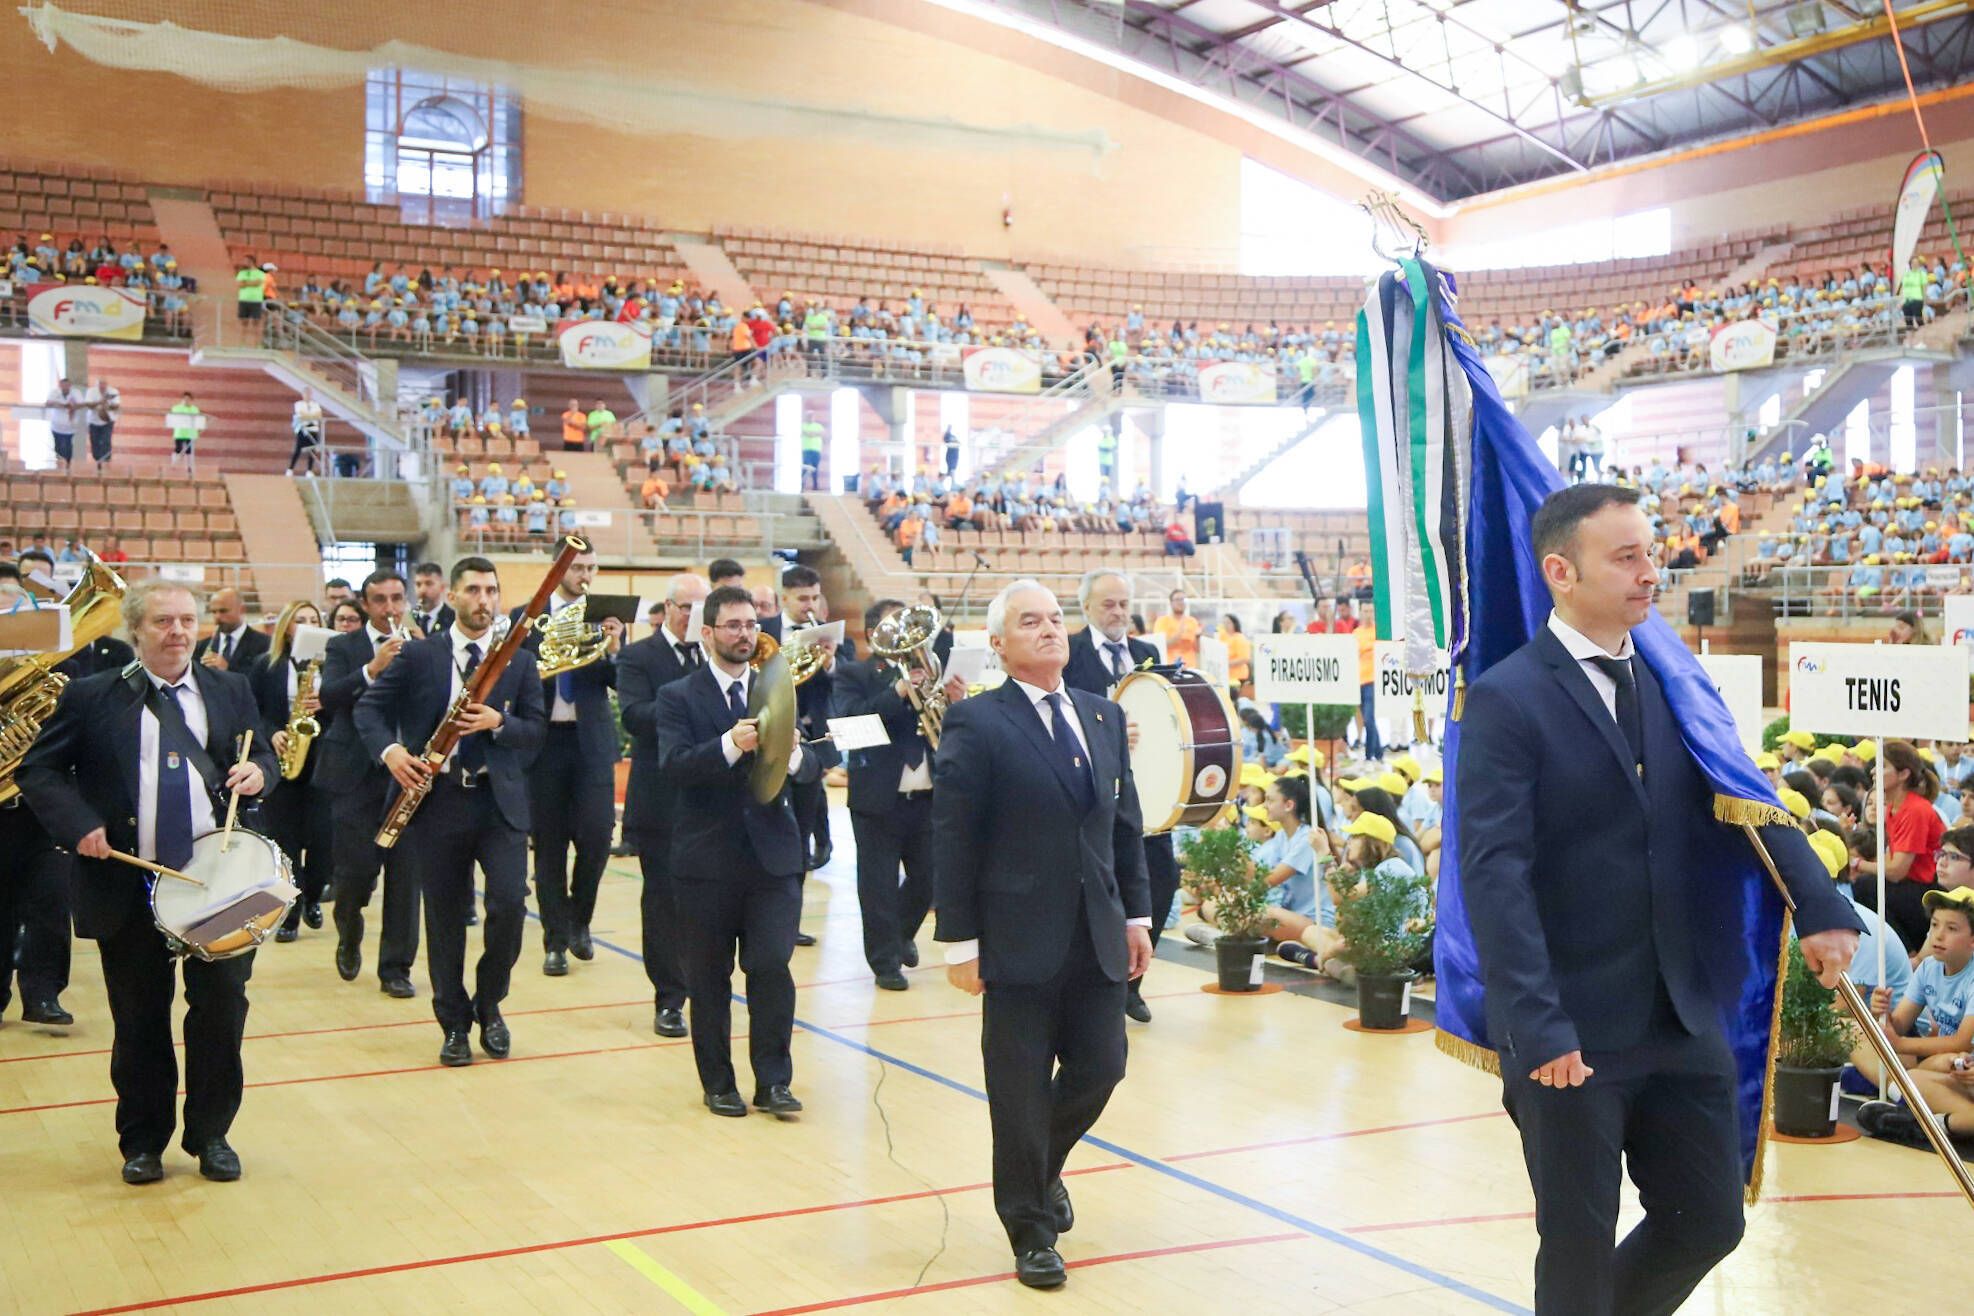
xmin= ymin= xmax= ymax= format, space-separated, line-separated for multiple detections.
xmin=961 ymin=346 xmax=1042 ymax=394
xmin=1197 ymin=361 xmax=1278 ymax=405
xmin=28 ymin=286 xmax=147 ymax=340
xmin=1708 ymin=318 xmax=1777 ymax=373
xmin=508 ymin=314 xmax=549 ymax=335
xmin=557 ymin=319 xmax=652 ymax=370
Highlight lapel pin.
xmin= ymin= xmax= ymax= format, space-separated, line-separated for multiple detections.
xmin=1095 ymin=712 xmax=1103 ymax=722
xmin=166 ymin=751 xmax=181 ymax=770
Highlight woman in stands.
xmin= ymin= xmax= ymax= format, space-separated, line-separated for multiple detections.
xmin=251 ymin=601 xmax=332 ymax=942
xmin=1854 ymin=740 xmax=1947 ymax=951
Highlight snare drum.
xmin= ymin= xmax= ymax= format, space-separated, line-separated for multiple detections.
xmin=150 ymin=828 xmax=298 ymax=961
xmin=1112 ymin=668 xmax=1243 ymax=834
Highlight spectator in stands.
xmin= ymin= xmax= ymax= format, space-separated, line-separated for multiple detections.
xmin=1305 ymin=597 xmax=1352 ymax=634
xmin=641 ymin=459 xmax=671 ymax=510
xmin=1271 ymin=610 xmax=1298 ymax=634
xmin=562 ymin=398 xmax=591 ymax=452
xmin=1153 ymin=590 xmax=1201 ymax=668
xmin=46 ymin=376 xmax=80 ymax=472
xmin=1220 ymin=614 xmax=1250 ymax=690
xmin=1353 ymin=615 xmax=1381 ymax=759
xmin=1901 ymin=256 xmax=1930 ymax=329
xmin=1854 ymin=739 xmax=1946 ymax=951
xmin=479 ymin=462 xmax=509 ymax=501
xmin=585 ymin=399 xmax=615 ymax=450
xmin=801 ymin=412 xmax=825 ymax=491
xmin=524 ymin=491 xmax=552 ymax=541
xmin=82 ymin=377 xmax=118 ymax=473
xmin=97 ymin=535 xmax=128 ymax=565
xmin=168 ymin=392 xmax=202 ymax=466
xmin=236 ymin=253 xmax=268 ymax=322
xmin=1162 ymin=512 xmax=1196 ymax=558
xmin=290 ymin=389 xmax=325 ymax=476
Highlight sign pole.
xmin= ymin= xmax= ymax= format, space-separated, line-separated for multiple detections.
xmin=1306 ymin=703 xmax=1315 ymax=759
xmin=1876 ymin=744 xmax=1890 ymax=1094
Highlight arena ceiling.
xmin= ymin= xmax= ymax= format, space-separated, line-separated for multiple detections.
xmin=968 ymin=0 xmax=1974 ymax=202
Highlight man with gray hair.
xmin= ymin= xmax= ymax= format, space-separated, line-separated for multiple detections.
xmin=934 ymin=579 xmax=1151 ymax=1289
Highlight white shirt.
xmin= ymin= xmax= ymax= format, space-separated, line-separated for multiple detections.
xmin=379 ymin=624 xmax=495 ymax=771
xmin=137 ymin=668 xmax=216 ymax=861
xmin=84 ymin=384 xmax=119 ymax=424
xmin=548 ymin=593 xmax=581 ymax=723
xmin=711 ymin=661 xmax=805 ymax=775
xmin=358 ymin=625 xmax=395 ymax=685
xmin=945 ymin=676 xmax=1149 ymax=967
xmin=46 ymin=385 xmax=80 ymax=433
xmin=209 ymin=621 xmax=249 ymax=662
xmin=293 ymin=399 xmax=324 ymax=425
xmin=1546 ymin=611 xmax=1635 ymax=723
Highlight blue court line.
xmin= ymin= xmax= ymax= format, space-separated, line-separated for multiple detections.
xmin=521 ymin=903 xmax=1530 ymax=1315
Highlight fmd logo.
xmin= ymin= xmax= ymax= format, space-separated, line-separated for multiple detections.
xmin=1794 ymin=655 xmax=1823 ymax=674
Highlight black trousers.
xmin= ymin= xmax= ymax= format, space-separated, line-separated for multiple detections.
xmin=0 ymin=802 xmax=71 ymax=1009
xmin=633 ymin=825 xmax=688 ymax=1011
xmin=850 ymin=797 xmax=934 ymax=975
xmin=406 ymin=776 xmax=529 ymax=1034
xmin=1500 ymin=1023 xmax=1746 ymax=1316
xmin=674 ymin=870 xmax=801 ymax=1095
xmin=528 ymin=725 xmax=615 ymax=951
xmin=331 ymin=777 xmax=421 ymax=982
xmin=98 ymin=917 xmax=254 ymax=1158
xmin=263 ymin=777 xmax=332 ymax=931
xmin=980 ymin=916 xmax=1129 ymax=1254
xmin=1143 ymin=833 xmax=1178 ymax=949
xmin=792 ymin=776 xmax=830 ymax=861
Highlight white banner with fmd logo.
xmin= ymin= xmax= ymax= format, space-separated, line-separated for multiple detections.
xmin=1372 ymin=640 xmax=1449 ymax=725
xmin=1945 ymin=594 xmax=1974 ymax=667
xmin=1788 ymin=641 xmax=1970 ymax=741
xmin=1708 ymin=318 xmax=1777 ymax=373
xmin=1253 ymin=633 xmax=1358 ymax=705
xmin=557 ymin=319 xmax=652 ymax=370
xmin=1197 ymin=361 xmax=1277 ymax=405
xmin=960 ymin=346 xmax=1042 ymax=395
xmin=29 ymin=285 xmax=147 ymax=340
xmin=1695 ymin=652 xmax=1764 ymax=754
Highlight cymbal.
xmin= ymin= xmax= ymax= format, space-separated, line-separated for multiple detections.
xmin=748 ymin=645 xmax=798 ymax=804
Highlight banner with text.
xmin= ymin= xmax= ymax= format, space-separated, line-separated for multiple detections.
xmin=1708 ymin=318 xmax=1777 ymax=374
xmin=1253 ymin=633 xmax=1358 ymax=705
xmin=29 ymin=285 xmax=146 ymax=340
xmin=1197 ymin=361 xmax=1278 ymax=405
xmin=1787 ymin=641 xmax=1970 ymax=741
xmin=1695 ymin=652 xmax=1765 ymax=754
xmin=557 ymin=319 xmax=653 ymax=370
xmin=1373 ymin=640 xmax=1450 ymax=725
xmin=960 ymin=346 xmax=1042 ymax=394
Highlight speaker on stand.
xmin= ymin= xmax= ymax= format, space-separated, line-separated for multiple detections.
xmin=1687 ymin=589 xmax=1716 ymax=650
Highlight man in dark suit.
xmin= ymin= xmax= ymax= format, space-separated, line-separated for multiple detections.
xmin=654 ymin=584 xmax=823 ymax=1118
xmin=709 ymin=558 xmax=780 ymax=641
xmin=831 ymin=598 xmax=962 ymax=990
xmin=618 ymin=573 xmax=710 ymax=1038
xmin=513 ymin=547 xmax=624 ymax=975
xmin=315 ymin=569 xmax=422 ymax=996
xmin=191 ymin=587 xmax=269 ymax=673
xmin=1457 ymin=484 xmax=1860 ymax=1315
xmin=934 ymin=579 xmax=1151 ymax=1290
xmin=19 ymin=579 xmax=279 ymax=1185
xmin=356 ymin=557 xmax=545 ymax=1067
xmin=410 ymin=561 xmax=456 ymax=638
xmin=1063 ymin=567 xmax=1175 ymax=1025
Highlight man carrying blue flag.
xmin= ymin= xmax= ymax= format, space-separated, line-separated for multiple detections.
xmin=1457 ymin=482 xmax=1860 ymax=1315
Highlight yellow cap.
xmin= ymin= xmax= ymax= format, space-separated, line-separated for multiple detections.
xmin=1780 ymin=730 xmax=1817 ymax=751
xmin=1922 ymin=886 xmax=1974 ymax=917
xmin=1238 ymin=763 xmax=1273 ymax=788
xmin=1376 ymin=771 xmax=1409 ymax=796
xmin=1851 ymin=740 xmax=1877 ymax=762
xmin=1338 ymin=776 xmax=1374 ymax=792
xmin=1392 ymin=754 xmax=1422 ymax=782
xmin=1423 ymin=765 xmax=1443 ymax=784
xmin=1807 ymin=830 xmax=1849 ymax=879
xmin=1755 ymin=752 xmax=1780 ymax=771
xmin=1777 ymin=788 xmax=1811 ymax=820
xmin=1242 ymin=805 xmax=1275 ymax=826
xmin=1286 ymin=744 xmax=1324 ymax=768
xmin=1811 ymin=744 xmax=1844 ymax=763
xmin=1345 ymin=813 xmax=1397 ymax=845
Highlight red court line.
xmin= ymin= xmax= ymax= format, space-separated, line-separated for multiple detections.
xmin=1763 ymin=1190 xmax=1965 ymax=1203
xmin=1161 ymin=1108 xmax=1510 ymax=1161
xmin=747 ymin=1231 xmax=1310 ymax=1315
xmin=1349 ymin=1210 xmax=1534 ymax=1234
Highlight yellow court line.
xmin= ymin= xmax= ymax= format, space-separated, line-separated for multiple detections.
xmin=603 ymin=1239 xmax=730 ymax=1315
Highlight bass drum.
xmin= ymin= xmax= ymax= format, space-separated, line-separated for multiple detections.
xmin=151 ymin=828 xmax=298 ymax=961
xmin=1112 ymin=667 xmax=1243 ymax=834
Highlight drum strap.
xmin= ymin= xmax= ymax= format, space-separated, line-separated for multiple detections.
xmin=136 ymin=675 xmax=224 ymax=800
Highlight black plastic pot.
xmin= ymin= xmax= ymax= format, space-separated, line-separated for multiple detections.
xmin=1772 ymin=1064 xmax=1843 ymax=1138
xmin=1356 ymin=969 xmax=1418 ymax=1030
xmin=1213 ymin=935 xmax=1268 ymax=992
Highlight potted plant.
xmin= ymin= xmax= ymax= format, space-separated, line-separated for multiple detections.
xmin=1179 ymin=826 xmax=1271 ymax=992
xmin=1330 ymin=863 xmax=1434 ymax=1029
xmin=1773 ymin=936 xmax=1858 ymax=1138
xmin=1278 ymin=703 xmax=1357 ymax=767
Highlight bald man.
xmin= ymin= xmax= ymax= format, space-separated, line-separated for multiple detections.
xmin=194 ymin=589 xmax=269 ymax=672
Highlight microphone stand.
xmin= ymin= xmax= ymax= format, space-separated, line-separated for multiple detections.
xmin=950 ymin=551 xmax=990 ymax=626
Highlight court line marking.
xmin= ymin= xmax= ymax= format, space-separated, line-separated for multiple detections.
xmin=1161 ymin=1108 xmax=1509 ymax=1160
xmin=603 ymin=1240 xmax=730 ymax=1315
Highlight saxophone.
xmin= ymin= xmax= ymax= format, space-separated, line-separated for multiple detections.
xmin=277 ymin=658 xmax=322 ymax=780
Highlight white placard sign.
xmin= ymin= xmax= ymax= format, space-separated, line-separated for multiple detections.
xmin=1373 ymin=640 xmax=1451 ymax=725
xmin=1196 ymin=635 xmax=1230 ymax=688
xmin=1945 ymin=594 xmax=1974 ymax=673
xmin=158 ymin=563 xmax=206 ymax=583
xmin=1787 ymin=641 xmax=1971 ymax=741
xmin=826 ymin=715 xmax=891 ymax=751
xmin=1695 ymin=652 xmax=1764 ymax=754
xmin=1253 ymin=633 xmax=1358 ymax=705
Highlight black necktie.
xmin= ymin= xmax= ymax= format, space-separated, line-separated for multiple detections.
xmin=219 ymin=631 xmax=233 ymax=660
xmin=1106 ymin=641 xmax=1128 ymax=681
xmin=154 ymin=683 xmax=195 ymax=868
xmin=457 ymin=642 xmax=486 ymax=773
xmin=1587 ymin=655 xmax=1644 ymax=777
xmin=1044 ymin=692 xmax=1095 ymax=812
xmin=678 ymin=642 xmax=701 ymax=670
xmin=727 ymin=678 xmax=747 ymax=721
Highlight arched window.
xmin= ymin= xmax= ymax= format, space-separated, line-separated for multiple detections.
xmin=365 ymin=70 xmax=520 ymax=223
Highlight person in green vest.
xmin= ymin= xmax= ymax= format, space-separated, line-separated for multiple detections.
xmin=168 ymin=391 xmax=202 ymax=467
xmin=800 ymin=414 xmax=825 ymax=491
xmin=1096 ymin=424 xmax=1118 ymax=483
xmin=1296 ymin=349 xmax=1319 ymax=416
xmin=802 ymin=305 xmax=832 ymax=375
xmin=235 ymin=254 xmax=268 ymax=322
xmin=1546 ymin=318 xmax=1573 ymax=383
xmin=584 ymin=398 xmax=616 ymax=448
xmin=1804 ymin=434 xmax=1833 ymax=487
xmin=1106 ymin=332 xmax=1127 ymax=389
xmin=1900 ymin=256 xmax=1930 ymax=329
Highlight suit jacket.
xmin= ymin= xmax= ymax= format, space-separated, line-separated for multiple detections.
xmin=1456 ymin=624 xmax=1861 ymax=1068
xmin=653 ymin=662 xmax=821 ymax=880
xmin=410 ymin=602 xmax=455 ymax=637
xmin=617 ymin=629 xmax=701 ymax=835
xmin=1063 ymin=627 xmax=1159 ymax=696
xmin=248 ymin=650 xmax=320 ymax=780
xmin=352 ymin=633 xmax=546 ymax=834
xmin=314 ymin=627 xmax=391 ymax=793
xmin=512 ymin=602 xmax=620 ymax=769
xmin=830 ymin=656 xmax=933 ymax=817
xmin=54 ymin=635 xmax=134 ymax=680
xmin=193 ymin=624 xmax=269 ymax=669
xmin=932 ymin=679 xmax=1149 ymax=984
xmin=18 ymin=662 xmax=280 ymax=939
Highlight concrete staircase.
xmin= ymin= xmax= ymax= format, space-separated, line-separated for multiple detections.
xmin=1223 ymin=409 xmax=1331 ymax=498
xmin=225 ymin=473 xmax=322 ymax=606
xmin=669 ymin=235 xmax=758 ymax=311
xmin=978 ymin=261 xmax=1077 ymax=343
xmin=295 ymin=477 xmax=427 ymax=545
xmin=561 ymin=450 xmax=657 ymax=561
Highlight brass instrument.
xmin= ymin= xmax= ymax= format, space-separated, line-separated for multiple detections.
xmin=868 ymin=603 xmax=949 ymax=750
xmin=0 ymin=556 xmax=127 ymax=804
xmin=779 ymin=625 xmax=831 ymax=687
xmin=745 ymin=632 xmax=800 ymax=804
xmin=534 ymin=593 xmax=611 ymax=679
xmin=277 ymin=658 xmax=322 ymax=780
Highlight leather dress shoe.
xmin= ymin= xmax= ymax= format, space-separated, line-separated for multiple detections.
xmin=274 ymin=925 xmax=299 ymax=943
xmin=753 ymin=1084 xmax=804 ymax=1116
xmin=381 ymin=978 xmax=416 ymax=999
xmin=439 ymin=1029 xmax=474 ymax=1067
xmin=807 ymin=841 xmax=833 ymax=871
xmin=23 ymin=999 xmax=74 ymax=1027
xmin=543 ymin=949 xmax=569 ymax=977
xmin=875 ymin=970 xmax=909 ymax=992
xmin=654 ymin=1006 xmax=687 ymax=1038
xmin=1125 ymin=982 xmax=1153 ymax=1024
xmin=480 ymin=1015 xmax=511 ymax=1058
xmin=1049 ymin=1179 xmax=1074 ymax=1234
xmin=571 ymin=928 xmax=595 ymax=961
xmin=192 ymin=1139 xmax=242 ymax=1182
xmin=302 ymin=901 xmax=324 ymax=929
xmin=793 ymin=931 xmax=817 ymax=947
xmin=121 ymin=1152 xmax=164 ymax=1185
xmin=704 ymin=1090 xmax=748 ymax=1118
xmin=1015 ymin=1247 xmax=1067 ymax=1289
xmin=335 ymin=940 xmax=361 ymax=982
xmin=900 ymin=941 xmax=920 ymax=968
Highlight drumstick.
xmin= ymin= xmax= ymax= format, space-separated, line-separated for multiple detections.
xmin=105 ymin=849 xmax=205 ymax=888
xmin=219 ymin=729 xmax=253 ymax=854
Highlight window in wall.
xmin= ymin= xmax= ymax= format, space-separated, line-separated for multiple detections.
xmin=1890 ymin=365 xmax=1916 ymax=471
xmin=1758 ymin=392 xmax=1782 ymax=432
xmin=365 ymin=69 xmax=521 ymax=224
xmin=1844 ymin=399 xmax=1871 ymax=471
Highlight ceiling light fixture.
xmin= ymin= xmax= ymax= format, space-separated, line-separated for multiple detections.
xmin=1720 ymin=24 xmax=1756 ymax=55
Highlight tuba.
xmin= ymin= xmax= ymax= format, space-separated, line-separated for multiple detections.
xmin=868 ymin=603 xmax=949 ymax=750
xmin=534 ymin=593 xmax=611 ymax=679
xmin=0 ymin=556 xmax=127 ymax=804
xmin=277 ymin=657 xmax=322 ymax=780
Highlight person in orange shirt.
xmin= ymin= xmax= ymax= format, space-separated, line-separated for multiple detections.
xmin=561 ymin=398 xmax=587 ymax=450
xmin=1152 ymin=589 xmax=1202 ymax=668
xmin=945 ymin=490 xmax=977 ymax=529
xmin=1353 ymin=614 xmax=1382 ymax=758
xmin=895 ymin=510 xmax=922 ymax=564
xmin=1346 ymin=558 xmax=1373 ymax=596
xmin=640 ymin=459 xmax=671 ymax=510
xmin=1219 ymin=614 xmax=1251 ymax=690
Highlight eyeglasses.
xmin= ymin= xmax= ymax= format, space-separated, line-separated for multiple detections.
xmin=1938 ymin=850 xmax=1972 ymax=865
xmin=711 ymin=620 xmax=759 ymax=635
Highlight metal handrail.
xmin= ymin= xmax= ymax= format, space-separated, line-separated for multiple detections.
xmin=453 ymin=504 xmax=810 ymax=563
xmin=1743 ymin=560 xmax=1969 ymax=621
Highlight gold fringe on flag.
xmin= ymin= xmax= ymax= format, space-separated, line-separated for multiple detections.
xmin=1714 ymin=795 xmax=1797 ymax=830
xmin=1434 ymin=1028 xmax=1501 ymax=1076
xmin=1746 ymin=911 xmax=1794 ymax=1206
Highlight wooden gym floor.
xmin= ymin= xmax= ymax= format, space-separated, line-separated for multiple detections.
xmin=0 ymin=798 xmax=1958 ymax=1315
